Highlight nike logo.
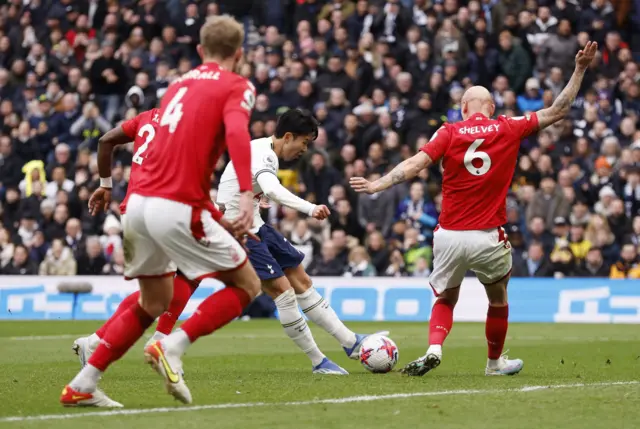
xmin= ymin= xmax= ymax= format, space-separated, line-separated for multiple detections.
xmin=154 ymin=344 xmax=180 ymax=384
xmin=71 ymin=395 xmax=88 ymax=401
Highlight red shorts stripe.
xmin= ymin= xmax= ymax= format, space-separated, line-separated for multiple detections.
xmin=190 ymin=207 xmax=206 ymax=242
xmin=125 ymin=271 xmax=176 ymax=281
xmin=192 ymin=256 xmax=250 ymax=282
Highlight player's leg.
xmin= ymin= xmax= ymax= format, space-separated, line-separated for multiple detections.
xmin=247 ymin=229 xmax=347 ymax=374
xmin=472 ymin=228 xmax=522 ymax=376
xmin=285 ymin=265 xmax=388 ymax=359
xmin=61 ymin=196 xmax=175 ymax=407
xmin=74 ymin=272 xmax=196 ymax=368
xmin=142 ymin=203 xmax=260 ymax=403
xmin=402 ymin=227 xmax=467 ymax=376
xmin=73 ymin=290 xmax=140 ymax=368
xmin=262 ymin=274 xmax=347 ymax=374
xmin=147 ymin=271 xmax=199 ymax=344
xmin=260 ymin=224 xmax=386 ymax=359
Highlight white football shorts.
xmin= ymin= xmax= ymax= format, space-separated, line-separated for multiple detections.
xmin=429 ymin=226 xmax=512 ymax=295
xmin=123 ymin=194 xmax=247 ymax=281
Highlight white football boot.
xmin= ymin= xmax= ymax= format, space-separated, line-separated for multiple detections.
xmin=485 ymin=351 xmax=524 ymax=376
xmin=60 ymin=385 xmax=123 ymax=408
xmin=401 ymin=346 xmax=442 ymax=376
xmin=144 ymin=340 xmax=192 ymax=404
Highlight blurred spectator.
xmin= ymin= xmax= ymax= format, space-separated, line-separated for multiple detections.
xmin=38 ymin=238 xmax=77 ymax=275
xmin=512 ymin=242 xmax=554 ymax=277
xmin=344 ymin=245 xmax=376 ymax=277
xmin=77 ymin=236 xmax=107 ymax=275
xmin=609 ymin=243 xmax=640 ymax=278
xmin=0 ymin=0 xmax=636 ymax=280
xmin=575 ymin=247 xmax=610 ymax=277
xmin=396 ymin=181 xmax=438 ymax=243
xmin=2 ymin=244 xmax=38 ymax=275
xmin=308 ymin=239 xmax=345 ymax=276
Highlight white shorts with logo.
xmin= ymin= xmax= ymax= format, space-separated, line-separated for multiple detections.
xmin=429 ymin=226 xmax=512 ymax=296
xmin=123 ymin=194 xmax=247 ymax=281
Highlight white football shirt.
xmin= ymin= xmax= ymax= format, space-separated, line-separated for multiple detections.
xmin=217 ymin=137 xmax=279 ymax=233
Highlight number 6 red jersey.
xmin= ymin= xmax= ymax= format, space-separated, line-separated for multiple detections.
xmin=420 ymin=112 xmax=539 ymax=231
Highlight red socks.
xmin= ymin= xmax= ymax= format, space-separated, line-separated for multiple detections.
xmin=156 ymin=274 xmax=199 ymax=335
xmin=96 ymin=291 xmax=140 ymax=339
xmin=89 ymin=302 xmax=155 ymax=371
xmin=180 ymin=286 xmax=251 ymax=342
xmin=429 ymin=299 xmax=454 ymax=346
xmin=486 ymin=305 xmax=509 ymax=359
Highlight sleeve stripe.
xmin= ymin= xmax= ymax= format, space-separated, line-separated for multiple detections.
xmin=254 ymin=169 xmax=277 ymax=180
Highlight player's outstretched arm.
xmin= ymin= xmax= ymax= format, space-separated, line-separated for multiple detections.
xmin=536 ymin=41 xmax=598 ymax=130
xmin=350 ymin=151 xmax=432 ymax=194
xmin=256 ymin=173 xmax=329 ymax=219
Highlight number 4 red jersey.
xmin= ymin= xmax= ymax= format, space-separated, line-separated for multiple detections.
xmin=119 ymin=108 xmax=161 ymax=214
xmin=135 ymin=62 xmax=255 ymax=213
xmin=420 ymin=112 xmax=539 ymax=230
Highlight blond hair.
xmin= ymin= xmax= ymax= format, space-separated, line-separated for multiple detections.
xmin=348 ymin=246 xmax=370 ymax=264
xmin=200 ymin=15 xmax=244 ymax=60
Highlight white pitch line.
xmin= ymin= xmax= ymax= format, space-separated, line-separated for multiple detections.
xmin=1 ymin=381 xmax=637 ymax=423
xmin=8 ymin=334 xmax=83 ymax=341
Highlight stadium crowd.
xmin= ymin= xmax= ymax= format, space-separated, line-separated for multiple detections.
xmin=0 ymin=0 xmax=639 ymax=280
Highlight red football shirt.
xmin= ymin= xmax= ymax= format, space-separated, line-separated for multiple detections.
xmin=421 ymin=112 xmax=539 ymax=230
xmin=119 ymin=108 xmax=161 ymax=214
xmin=135 ymin=63 xmax=255 ymax=216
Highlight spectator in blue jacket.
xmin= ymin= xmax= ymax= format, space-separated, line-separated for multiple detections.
xmin=396 ymin=182 xmax=438 ymax=244
xmin=517 ymin=78 xmax=544 ymax=113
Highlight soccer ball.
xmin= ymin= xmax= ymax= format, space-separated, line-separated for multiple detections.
xmin=358 ymin=334 xmax=399 ymax=373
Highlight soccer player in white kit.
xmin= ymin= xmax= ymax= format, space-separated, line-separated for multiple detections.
xmin=218 ymin=108 xmax=387 ymax=374
xmin=351 ymin=42 xmax=598 ymax=376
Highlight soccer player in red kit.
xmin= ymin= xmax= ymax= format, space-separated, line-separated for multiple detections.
xmin=69 ymin=109 xmax=199 ymax=376
xmin=351 ymin=41 xmax=598 ymax=376
xmin=60 ymin=15 xmax=261 ymax=407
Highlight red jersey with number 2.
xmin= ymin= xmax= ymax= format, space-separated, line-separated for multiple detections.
xmin=134 ymin=63 xmax=255 ymax=215
xmin=119 ymin=108 xmax=161 ymax=214
xmin=421 ymin=112 xmax=539 ymax=230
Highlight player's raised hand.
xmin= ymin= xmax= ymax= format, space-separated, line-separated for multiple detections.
xmin=88 ymin=187 xmax=111 ymax=216
xmin=349 ymin=177 xmax=375 ymax=194
xmin=312 ymin=205 xmax=331 ymax=220
xmin=233 ymin=191 xmax=255 ymax=235
xmin=575 ymin=41 xmax=598 ymax=70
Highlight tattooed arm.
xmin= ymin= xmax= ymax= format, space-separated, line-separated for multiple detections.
xmin=536 ymin=41 xmax=598 ymax=130
xmin=350 ymin=151 xmax=432 ymax=194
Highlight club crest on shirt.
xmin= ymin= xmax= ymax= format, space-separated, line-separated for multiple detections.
xmin=263 ymin=154 xmax=277 ymax=170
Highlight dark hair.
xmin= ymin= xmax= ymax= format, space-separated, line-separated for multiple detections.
xmin=274 ymin=108 xmax=318 ymax=140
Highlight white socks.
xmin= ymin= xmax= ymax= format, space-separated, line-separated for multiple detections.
xmin=275 ymin=289 xmax=325 ymax=366
xmin=296 ymin=287 xmax=357 ymax=348
xmin=426 ymin=345 xmax=442 ymax=358
xmin=150 ymin=331 xmax=167 ymax=343
xmin=88 ymin=333 xmax=101 ymax=350
xmin=70 ymin=365 xmax=102 ymax=393
xmin=161 ymin=330 xmax=191 ymax=355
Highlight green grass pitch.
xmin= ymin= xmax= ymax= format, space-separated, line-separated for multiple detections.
xmin=0 ymin=320 xmax=639 ymax=428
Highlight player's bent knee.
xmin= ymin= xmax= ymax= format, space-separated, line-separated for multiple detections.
xmin=439 ymin=287 xmax=460 ymax=307
xmin=284 ymin=265 xmax=312 ymax=294
xmin=223 ymin=263 xmax=262 ymax=300
xmin=138 ymin=276 xmax=174 ymax=317
xmin=261 ymin=276 xmax=293 ymax=299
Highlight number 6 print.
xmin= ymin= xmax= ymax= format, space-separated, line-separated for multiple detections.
xmin=464 ymin=138 xmax=491 ymax=176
